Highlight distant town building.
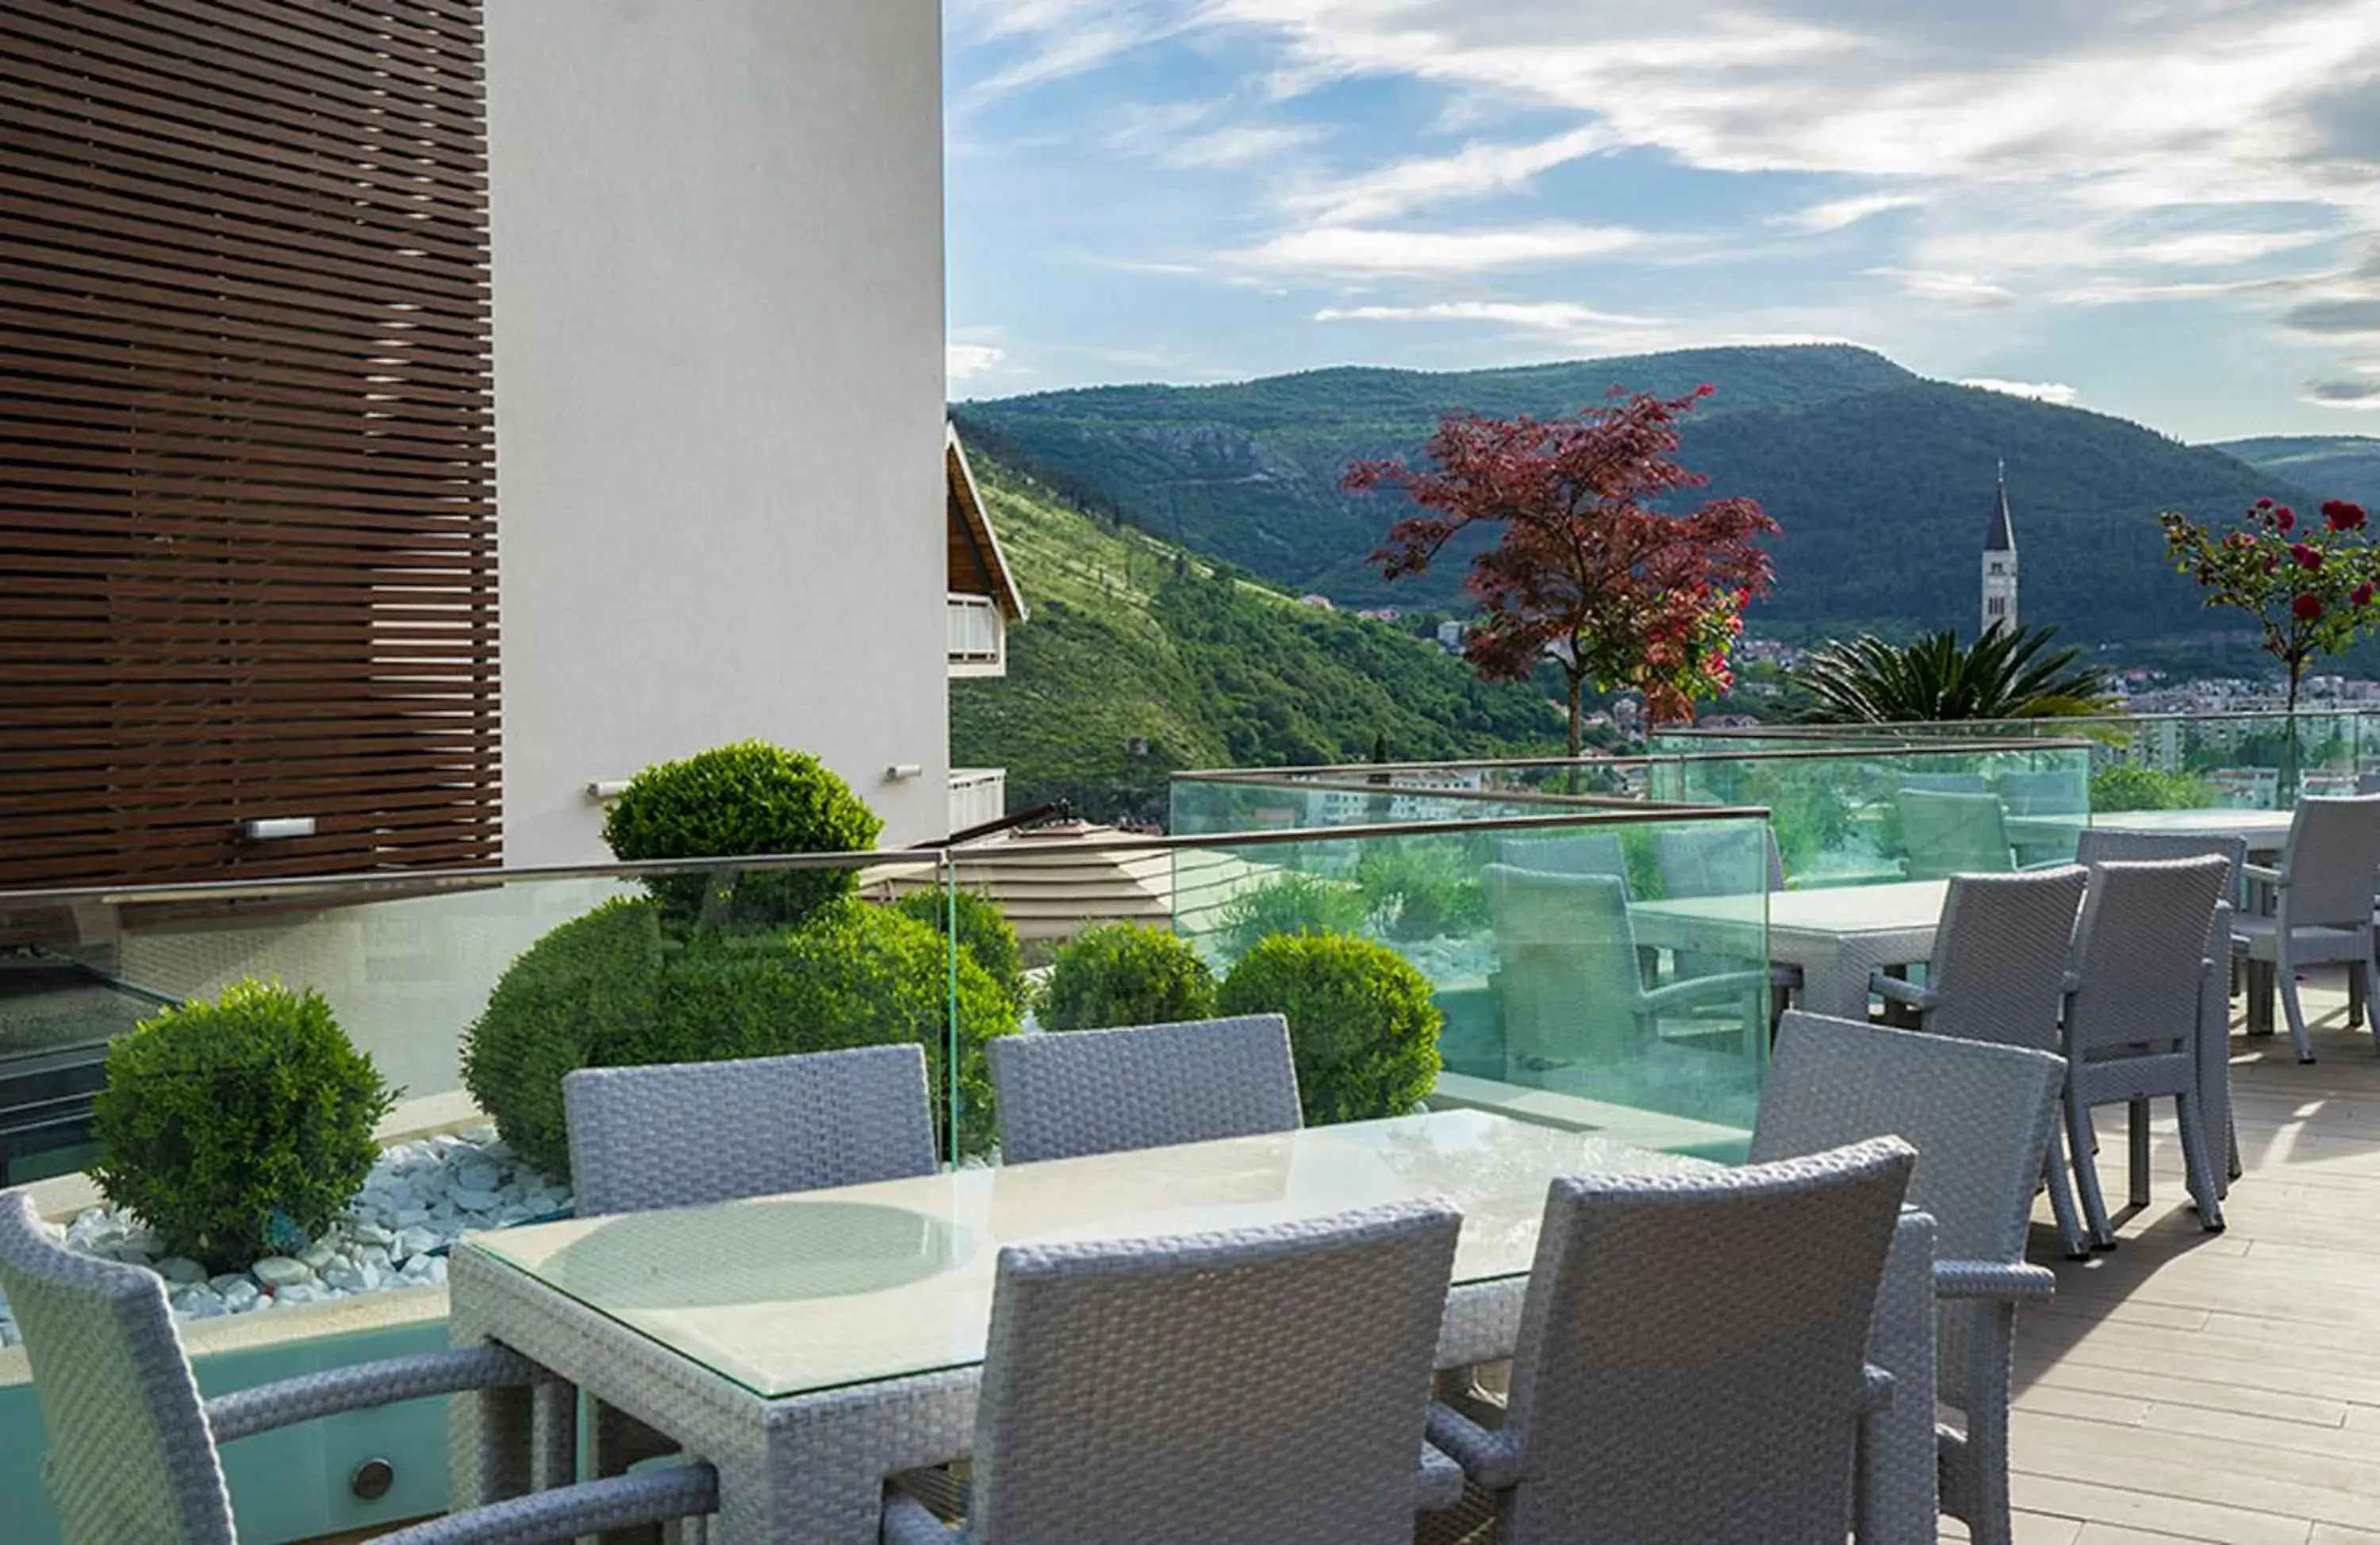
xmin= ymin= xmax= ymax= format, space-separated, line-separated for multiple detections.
xmin=1355 ymin=607 xmax=1399 ymax=622
xmin=1436 ymin=619 xmax=1468 ymax=653
xmin=1298 ymin=593 xmax=1335 ymax=610
xmin=1983 ymin=462 xmax=2018 ymax=634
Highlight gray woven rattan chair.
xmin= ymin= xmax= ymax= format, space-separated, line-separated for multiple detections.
xmin=1482 ymin=865 xmax=1768 ymax=1072
xmin=881 ymin=1201 xmax=1465 ymax=1545
xmin=1422 ymin=1138 xmax=1914 ymax=1545
xmin=1897 ymin=789 xmax=2018 ymax=880
xmin=2232 ymin=794 xmax=2380 ymax=1062
xmin=1898 ymin=770 xmax=1989 ymax=796
xmin=2061 ymin=857 xmax=2232 ymax=1247
xmin=987 ymin=1015 xmax=1300 ymax=1164
xmin=1655 ymin=823 xmax=1786 ymax=896
xmin=1752 ymin=1013 xmax=2065 ymax=1545
xmin=2075 ymin=828 xmax=2249 ymax=1191
xmin=564 ymin=1042 xmax=939 ymax=1214
xmin=1998 ymin=767 xmax=2089 ymax=818
xmin=0 ymin=1192 xmax=714 ymax=1545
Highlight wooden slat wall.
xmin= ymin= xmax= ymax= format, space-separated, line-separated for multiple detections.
xmin=0 ymin=0 xmax=500 ymax=889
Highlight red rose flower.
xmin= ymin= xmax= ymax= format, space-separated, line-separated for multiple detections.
xmin=2294 ymin=592 xmax=2324 ymax=622
xmin=2258 ymin=497 xmax=2275 ymax=509
xmin=2276 ymin=506 xmax=2297 ymax=531
xmin=2292 ymin=542 xmax=2323 ymax=569
xmin=2325 ymin=499 xmax=2368 ymax=531
xmin=2355 ymin=585 xmax=2375 ymax=608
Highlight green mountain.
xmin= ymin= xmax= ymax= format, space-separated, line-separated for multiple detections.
xmin=2213 ymin=435 xmax=2380 ymax=512
xmin=950 ymin=456 xmax=1564 ymax=826
xmin=955 ymin=345 xmax=2313 ymax=645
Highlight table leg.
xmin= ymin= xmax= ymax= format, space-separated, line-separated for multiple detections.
xmin=2246 ymin=959 xmax=2274 ymax=1037
xmin=447 ymin=1293 xmax=538 ymax=1509
xmin=1859 ymin=1212 xmax=1938 ymax=1545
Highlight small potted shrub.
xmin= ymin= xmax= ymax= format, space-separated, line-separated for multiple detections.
xmin=92 ymin=980 xmax=397 ymax=1273
xmin=1039 ymin=922 xmax=1218 ymax=1031
xmin=602 ymin=740 xmax=884 ymax=927
xmin=894 ymin=888 xmax=1027 ymax=1011
xmin=1219 ymin=931 xmax=1442 ymax=1126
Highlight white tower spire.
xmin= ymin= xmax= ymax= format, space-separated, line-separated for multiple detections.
xmin=1982 ymin=461 xmax=2017 ymax=635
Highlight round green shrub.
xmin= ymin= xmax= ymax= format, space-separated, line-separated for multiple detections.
xmin=460 ymin=897 xmax=665 ymax=1177
xmin=1218 ymin=931 xmax=1442 ymax=1126
xmin=1039 ymin=922 xmax=1219 ymax=1032
xmin=637 ymin=899 xmax=1018 ymax=1157
xmin=1214 ymin=872 xmax=1369 ymax=961
xmin=92 ymin=980 xmax=398 ymax=1272
xmin=602 ymin=741 xmax=884 ymax=927
xmin=894 ymin=888 xmax=1027 ymax=1010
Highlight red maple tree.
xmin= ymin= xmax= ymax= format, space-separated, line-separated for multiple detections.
xmin=1345 ymin=385 xmax=1778 ymax=754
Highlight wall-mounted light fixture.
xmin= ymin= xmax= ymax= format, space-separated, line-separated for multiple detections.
xmin=885 ymin=763 xmax=923 ymax=782
xmin=585 ymin=780 xmax=631 ymax=801
xmin=240 ymin=816 xmax=317 ymax=842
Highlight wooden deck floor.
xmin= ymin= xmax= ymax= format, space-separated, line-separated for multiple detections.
xmin=1971 ymin=966 xmax=2380 ymax=1545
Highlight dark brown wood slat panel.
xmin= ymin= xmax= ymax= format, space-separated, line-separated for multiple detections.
xmin=0 ymin=0 xmax=499 ymax=891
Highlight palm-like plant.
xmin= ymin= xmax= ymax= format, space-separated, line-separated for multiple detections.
xmin=1791 ymin=623 xmax=2113 ymax=723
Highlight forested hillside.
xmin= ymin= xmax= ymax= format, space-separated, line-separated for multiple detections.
xmin=957 ymin=346 xmax=2314 ymax=644
xmin=2217 ymin=435 xmax=2380 ymax=513
xmin=950 ymin=458 xmax=1562 ymax=825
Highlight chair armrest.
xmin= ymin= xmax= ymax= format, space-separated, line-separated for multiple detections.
xmin=1868 ymin=974 xmax=1938 ymax=1010
xmin=2243 ymin=862 xmax=2284 ymax=888
xmin=1426 ymin=1401 xmax=1525 ymax=1491
xmin=1934 ymin=1259 xmax=2057 ymax=1302
xmin=2016 ymin=854 xmax=2075 ymax=871
xmin=205 ymin=1346 xmax=543 ymax=1444
xmin=1858 ymin=1363 xmax=1895 ymax=1413
xmin=881 ymin=1492 xmax=957 ymax=1545
xmin=1642 ymin=969 xmax=1772 ymax=1014
xmin=1417 ymin=1441 xmax=1466 ymax=1512
xmin=380 ymin=1463 xmax=716 ymax=1545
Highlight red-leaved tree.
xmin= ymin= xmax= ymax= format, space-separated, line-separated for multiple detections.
xmin=1345 ymin=386 xmax=1778 ymax=755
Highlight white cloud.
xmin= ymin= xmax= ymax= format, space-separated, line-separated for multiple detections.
xmin=1869 ymin=268 xmax=2021 ymax=309
xmin=946 ymin=343 xmax=1008 ymax=382
xmin=1314 ymin=300 xmax=1662 ymax=330
xmin=1159 ymin=122 xmax=1327 ymax=170
xmin=2130 ymin=229 xmax=2333 ymax=266
xmin=1960 ymin=378 xmax=2079 ymax=406
xmin=1280 ymin=124 xmax=1616 ymax=225
xmin=1776 ymin=193 xmax=1926 ymax=233
xmin=1243 ymin=222 xmax=1646 ymax=274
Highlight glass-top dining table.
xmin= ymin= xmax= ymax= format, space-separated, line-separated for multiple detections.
xmin=447 ymin=1108 xmax=1940 ymax=1544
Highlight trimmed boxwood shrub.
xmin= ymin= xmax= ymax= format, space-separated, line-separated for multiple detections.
xmin=1039 ymin=922 xmax=1218 ymax=1032
xmin=637 ymin=900 xmax=1019 ymax=1156
xmin=1218 ymin=932 xmax=1442 ymax=1126
xmin=460 ymin=896 xmax=665 ymax=1177
xmin=894 ymin=888 xmax=1027 ymax=1011
xmin=602 ymin=741 xmax=883 ymax=927
xmin=92 ymin=980 xmax=398 ymax=1272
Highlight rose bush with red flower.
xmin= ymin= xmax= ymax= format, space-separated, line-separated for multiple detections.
xmin=2162 ymin=496 xmax=2380 ymax=712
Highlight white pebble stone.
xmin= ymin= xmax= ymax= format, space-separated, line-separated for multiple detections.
xmin=171 ymin=1287 xmax=227 ymax=1320
xmin=394 ymin=1227 xmax=440 ymax=1261
xmin=155 ymin=1257 xmax=206 ymax=1286
xmin=298 ymin=1241 xmax=338 ymax=1272
xmin=251 ymin=1256 xmax=313 ymax=1289
xmin=219 ymin=1280 xmax=263 ymax=1313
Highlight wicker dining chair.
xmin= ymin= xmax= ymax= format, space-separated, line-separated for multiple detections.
xmin=1867 ymin=864 xmax=2090 ymax=1256
xmin=986 ymin=1014 xmax=1302 ymax=1165
xmin=881 ymin=1200 xmax=1466 ymax=1545
xmin=564 ymin=1042 xmax=939 ymax=1215
xmin=1494 ymin=830 xmax=1630 ymax=889
xmin=0 ymin=1193 xmax=715 ymax=1545
xmin=2075 ymin=827 xmax=2249 ymax=1192
xmin=2231 ymin=794 xmax=2380 ymax=1062
xmin=1422 ymin=1138 xmax=1914 ymax=1545
xmin=564 ymin=1042 xmax=940 ymax=1539
xmin=1751 ymin=1012 xmax=2065 ymax=1545
xmin=2060 ymin=857 xmax=2232 ymax=1247
xmin=1897 ymin=789 xmax=2022 ymax=880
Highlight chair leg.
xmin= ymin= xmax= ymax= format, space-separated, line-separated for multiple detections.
xmin=2277 ymin=949 xmax=2318 ymax=1063
xmin=2065 ymin=1089 xmax=2115 ymax=1251
xmin=2042 ymin=1120 xmax=2093 ymax=1259
xmin=2127 ymin=1097 xmax=2152 ymax=1209
xmin=2361 ymin=945 xmax=2380 ymax=1050
xmin=2175 ymin=1089 xmax=2225 ymax=1232
xmin=2245 ymin=958 xmax=2274 ymax=1037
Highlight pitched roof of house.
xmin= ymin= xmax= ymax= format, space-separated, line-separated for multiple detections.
xmin=946 ymin=424 xmax=1027 ymax=623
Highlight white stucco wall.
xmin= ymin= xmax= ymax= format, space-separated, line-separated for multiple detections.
xmin=483 ymin=0 xmax=949 ymax=865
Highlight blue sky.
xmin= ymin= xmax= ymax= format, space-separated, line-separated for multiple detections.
xmin=944 ymin=0 xmax=2380 ymax=443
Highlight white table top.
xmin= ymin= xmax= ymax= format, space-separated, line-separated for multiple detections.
xmin=2087 ymin=807 xmax=2295 ymax=846
xmin=465 ymin=1110 xmax=1708 ymax=1401
xmin=1633 ymin=879 xmax=1949 ymax=941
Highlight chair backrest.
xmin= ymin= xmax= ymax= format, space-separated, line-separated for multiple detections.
xmin=0 ymin=1194 xmax=237 ymax=1545
xmin=1495 ymin=831 xmax=1630 ymax=891
xmin=1898 ymin=788 xmax=2015 ymax=880
xmin=2278 ymin=795 xmax=2380 ymax=925
xmin=1495 ymin=1138 xmax=1914 ymax=1545
xmin=1898 ymin=770 xmax=1988 ymax=795
xmin=1749 ymin=1013 xmax=2065 ymax=1413
xmin=1656 ymin=823 xmax=1785 ymax=897
xmin=2075 ymin=827 xmax=2247 ymax=914
xmin=987 ymin=1016 xmax=1301 ymax=1165
xmin=1922 ymin=865 xmax=2088 ymax=1049
xmin=2065 ymin=857 xmax=2229 ymax=1060
xmin=1996 ymin=767 xmax=2090 ymax=816
xmin=1481 ymin=865 xmax=1647 ymax=1065
xmin=968 ymin=1201 xmax=1461 ymax=1545
xmin=564 ymin=1043 xmax=938 ymax=1215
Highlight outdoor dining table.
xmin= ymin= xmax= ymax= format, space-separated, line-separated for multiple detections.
xmin=2002 ymin=807 xmax=2296 ymax=858
xmin=447 ymin=1107 xmax=1940 ymax=1545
